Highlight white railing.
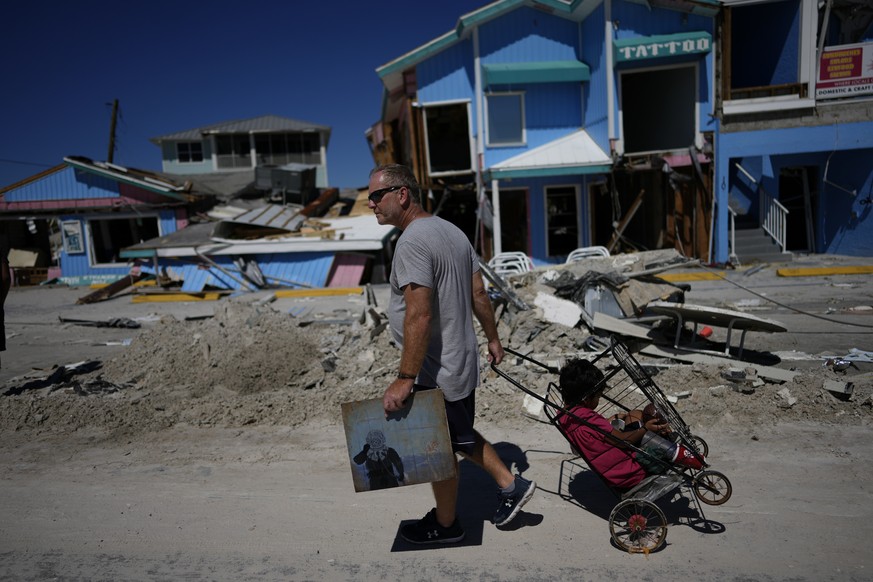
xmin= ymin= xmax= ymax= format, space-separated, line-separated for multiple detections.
xmin=760 ymin=191 xmax=789 ymax=253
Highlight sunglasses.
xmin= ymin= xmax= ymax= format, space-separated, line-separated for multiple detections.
xmin=367 ymin=185 xmax=403 ymax=203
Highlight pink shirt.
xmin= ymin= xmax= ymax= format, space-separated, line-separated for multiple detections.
xmin=558 ymin=406 xmax=646 ymax=489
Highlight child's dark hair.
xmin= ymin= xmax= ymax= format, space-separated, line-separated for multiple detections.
xmin=558 ymin=358 xmax=605 ymax=408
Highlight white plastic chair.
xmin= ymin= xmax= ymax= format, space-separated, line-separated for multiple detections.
xmin=488 ymin=252 xmax=534 ymax=277
xmin=565 ymin=246 xmax=610 ymax=264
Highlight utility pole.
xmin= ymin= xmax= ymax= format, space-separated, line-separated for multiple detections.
xmin=107 ymin=98 xmax=119 ymax=163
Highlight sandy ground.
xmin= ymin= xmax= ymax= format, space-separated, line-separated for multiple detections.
xmin=2 ymin=253 xmax=873 ymax=581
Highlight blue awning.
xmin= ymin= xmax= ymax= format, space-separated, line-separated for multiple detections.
xmin=483 ymin=60 xmax=590 ymax=86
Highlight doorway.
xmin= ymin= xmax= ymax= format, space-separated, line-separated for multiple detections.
xmin=779 ymin=166 xmax=817 ymax=252
xmin=498 ymin=188 xmax=529 ymax=253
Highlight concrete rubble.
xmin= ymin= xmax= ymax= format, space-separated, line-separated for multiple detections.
xmin=1 ymin=249 xmax=871 ymax=439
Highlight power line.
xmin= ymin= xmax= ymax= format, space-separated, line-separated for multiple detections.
xmin=0 ymin=158 xmax=56 ymax=168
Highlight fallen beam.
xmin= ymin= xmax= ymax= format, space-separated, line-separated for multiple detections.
xmin=640 ymin=344 xmax=799 ymax=383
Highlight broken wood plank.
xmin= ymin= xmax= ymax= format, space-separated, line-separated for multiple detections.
xmin=640 ymin=344 xmax=799 ymax=382
xmin=607 ymin=189 xmax=645 ymax=253
xmin=592 ymin=312 xmax=653 ymax=340
xmin=76 ymin=273 xmax=147 ymax=304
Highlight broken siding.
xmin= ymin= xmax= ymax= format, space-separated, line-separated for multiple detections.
xmin=58 ymin=209 xmax=178 ymax=281
xmin=171 ymin=252 xmax=334 ymax=292
xmin=2 ymin=166 xmax=118 ymax=202
xmin=1 ymin=166 xmax=177 ymax=210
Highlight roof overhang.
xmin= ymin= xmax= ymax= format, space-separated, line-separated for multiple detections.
xmin=63 ymin=157 xmax=191 ymax=201
xmin=121 ymin=214 xmax=397 ymax=259
xmin=486 ymin=129 xmax=612 ymax=180
xmin=628 ymin=0 xmax=719 ymax=15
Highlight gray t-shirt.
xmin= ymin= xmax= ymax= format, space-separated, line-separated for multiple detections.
xmin=388 ymin=216 xmax=480 ymax=401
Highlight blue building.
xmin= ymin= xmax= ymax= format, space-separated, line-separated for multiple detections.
xmin=370 ymin=0 xmax=720 ymax=264
xmin=715 ymin=0 xmax=873 ymax=262
xmin=370 ymin=0 xmax=872 ymax=265
xmin=0 ymin=158 xmax=222 ymax=285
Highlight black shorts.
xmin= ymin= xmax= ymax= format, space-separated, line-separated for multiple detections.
xmin=415 ymin=386 xmax=476 ymax=455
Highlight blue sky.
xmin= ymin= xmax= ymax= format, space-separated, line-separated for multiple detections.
xmin=1 ymin=1 xmax=485 ymax=191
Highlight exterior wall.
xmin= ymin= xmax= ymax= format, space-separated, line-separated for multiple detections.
xmin=395 ymin=1 xmax=717 ymax=264
xmin=57 ymin=209 xmax=177 ymax=284
xmin=160 ymin=140 xmax=215 ymax=175
xmin=160 ymin=135 xmax=329 ymax=188
xmin=610 ymin=1 xmax=717 ymax=150
xmin=3 ymin=167 xmax=118 ymax=202
xmin=522 ymin=174 xmax=601 ymax=261
xmin=580 ymin=2 xmax=609 ymax=150
xmin=715 ymin=121 xmax=873 ymax=259
xmin=2 ymin=166 xmax=189 ymax=284
xmin=478 ymin=6 xmax=585 ymax=168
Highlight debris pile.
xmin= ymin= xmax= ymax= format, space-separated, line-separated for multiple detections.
xmin=1 ymin=251 xmax=872 ymax=441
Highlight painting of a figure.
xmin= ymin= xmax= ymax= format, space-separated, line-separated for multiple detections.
xmin=353 ymin=429 xmax=405 ymax=489
xmin=342 ymin=389 xmax=456 ymax=492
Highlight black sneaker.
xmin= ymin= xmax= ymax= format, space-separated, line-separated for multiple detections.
xmin=400 ymin=508 xmax=465 ymax=545
xmin=493 ymin=475 xmax=536 ymax=526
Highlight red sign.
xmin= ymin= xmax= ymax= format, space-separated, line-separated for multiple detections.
xmin=816 ymin=42 xmax=873 ymax=99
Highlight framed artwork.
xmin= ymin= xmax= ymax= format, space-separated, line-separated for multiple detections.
xmin=342 ymin=388 xmax=456 ymax=493
xmin=62 ymin=220 xmax=85 ymax=254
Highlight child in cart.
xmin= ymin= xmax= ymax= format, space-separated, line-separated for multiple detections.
xmin=557 ymin=358 xmax=705 ymax=490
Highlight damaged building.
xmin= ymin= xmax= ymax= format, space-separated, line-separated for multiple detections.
xmin=367 ymin=0 xmax=873 ymax=266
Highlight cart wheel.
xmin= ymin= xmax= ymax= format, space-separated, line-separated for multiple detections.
xmin=609 ymin=499 xmax=668 ymax=554
xmin=693 ymin=470 xmax=732 ymax=505
xmin=690 ymin=434 xmax=709 ymax=457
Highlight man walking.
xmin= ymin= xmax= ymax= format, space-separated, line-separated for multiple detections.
xmin=369 ymin=164 xmax=535 ymax=544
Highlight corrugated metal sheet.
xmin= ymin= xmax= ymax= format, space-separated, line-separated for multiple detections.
xmin=169 ymin=252 xmax=335 ymax=292
xmin=225 ymin=204 xmax=305 ymax=231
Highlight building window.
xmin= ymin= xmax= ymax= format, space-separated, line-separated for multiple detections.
xmin=177 ymin=142 xmax=203 ymax=163
xmin=254 ymin=133 xmax=322 ymax=166
xmin=87 ymin=216 xmax=160 ymax=265
xmin=486 ymin=93 xmax=525 ymax=147
xmin=545 ymin=185 xmax=579 ymax=257
xmin=216 ymin=134 xmax=252 ymax=169
xmin=423 ymin=102 xmax=474 ymax=176
xmin=723 ymin=0 xmax=806 ymax=100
